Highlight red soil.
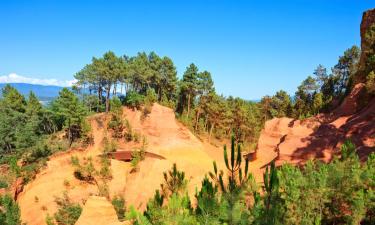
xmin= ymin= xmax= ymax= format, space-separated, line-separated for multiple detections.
xmin=16 ymin=84 xmax=374 ymax=224
xmin=256 ymin=83 xmax=374 ymax=168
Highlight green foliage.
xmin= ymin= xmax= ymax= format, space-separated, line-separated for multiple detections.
xmin=209 ymin=136 xmax=255 ymax=225
xmin=45 ymin=214 xmax=55 ymax=225
xmin=9 ymin=156 xmax=21 ymax=177
xmin=312 ymin=92 xmax=324 ymax=114
xmin=195 ymin=176 xmax=221 ymax=224
xmin=145 ymin=88 xmax=157 ymax=105
xmin=102 ymin=137 xmax=117 ymax=153
xmin=161 ymin=163 xmax=187 ymax=197
xmin=126 ymin=205 xmax=152 ymax=225
xmin=111 ymin=195 xmax=126 ymax=221
xmin=0 ymin=86 xmax=54 ymax=154
xmin=140 ymin=88 xmax=156 ymax=121
xmin=53 ymin=192 xmax=82 ymax=225
xmin=178 ymin=63 xmax=199 ymax=117
xmin=110 ymin=96 xmax=123 ymax=115
xmin=0 ymin=179 xmax=8 ymax=189
xmin=71 ymin=156 xmax=96 ymax=183
xmin=108 ymin=112 xmax=125 ymax=139
xmin=261 ymin=161 xmax=282 ymax=224
xmin=142 ymin=193 xmax=196 ymax=225
xmin=144 ymin=190 xmax=165 ymax=224
xmin=273 ymin=140 xmax=375 ymax=225
xmin=260 ymin=90 xmax=293 ymax=120
xmin=210 ymin=136 xmax=250 ymax=193
xmin=130 ymin=137 xmax=147 ymax=172
xmin=23 ymin=143 xmax=51 ymax=164
xmin=99 ymin=156 xmax=112 ymax=180
xmin=0 ymin=194 xmax=21 ymax=225
xmin=290 ymin=46 xmax=360 ymax=118
xmin=51 ymin=88 xmax=87 ymax=145
xmin=341 ymin=139 xmax=357 ymax=160
xmin=125 ymin=91 xmax=145 ymax=109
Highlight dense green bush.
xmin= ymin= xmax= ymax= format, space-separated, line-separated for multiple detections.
xmin=124 ymin=91 xmax=144 ymax=110
xmin=0 ymin=194 xmax=21 ymax=225
xmin=52 ymin=193 xmax=82 ymax=225
xmin=112 ymin=195 xmax=126 ymax=221
xmin=130 ymin=137 xmax=147 ymax=172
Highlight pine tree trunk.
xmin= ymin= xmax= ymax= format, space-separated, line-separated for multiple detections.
xmin=208 ymin=123 xmax=214 ymax=143
xmin=105 ymin=84 xmax=111 ymax=113
xmin=195 ymin=108 xmax=201 ymax=131
xmin=187 ymin=94 xmax=191 ymax=118
xmin=68 ymin=118 xmax=73 ymax=146
xmin=158 ymin=87 xmax=162 ymax=101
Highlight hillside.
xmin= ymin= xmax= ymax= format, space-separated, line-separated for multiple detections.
xmin=16 ymin=103 xmax=226 ymax=225
xmin=0 ymin=83 xmax=63 ymax=101
xmin=255 ymin=83 xmax=374 ymax=167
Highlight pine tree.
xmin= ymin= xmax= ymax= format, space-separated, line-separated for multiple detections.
xmin=161 ymin=163 xmax=187 ymax=197
xmin=51 ymin=88 xmax=87 ymax=145
xmin=179 ymin=63 xmax=199 ymax=117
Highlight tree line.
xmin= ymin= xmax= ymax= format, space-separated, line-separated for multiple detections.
xmin=260 ymin=45 xmax=362 ymax=120
xmin=73 ymin=51 xmax=264 ymax=146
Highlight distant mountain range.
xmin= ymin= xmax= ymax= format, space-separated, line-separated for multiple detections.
xmin=0 ymin=83 xmax=63 ymax=101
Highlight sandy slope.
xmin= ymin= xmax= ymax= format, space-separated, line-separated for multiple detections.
xmin=17 ymin=115 xmax=106 ymax=225
xmin=75 ymin=196 xmax=127 ymax=225
xmin=17 ymin=104 xmax=226 ymax=225
xmin=120 ymin=104 xmax=225 ymax=210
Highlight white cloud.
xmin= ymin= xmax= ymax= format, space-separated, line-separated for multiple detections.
xmin=0 ymin=73 xmax=77 ymax=87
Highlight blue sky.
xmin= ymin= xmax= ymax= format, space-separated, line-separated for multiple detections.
xmin=0 ymin=1 xmax=373 ymax=99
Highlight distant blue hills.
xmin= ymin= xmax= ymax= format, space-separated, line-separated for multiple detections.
xmin=0 ymin=83 xmax=64 ymax=101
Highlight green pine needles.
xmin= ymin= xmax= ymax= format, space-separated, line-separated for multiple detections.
xmin=209 ymin=135 xmax=251 ymax=193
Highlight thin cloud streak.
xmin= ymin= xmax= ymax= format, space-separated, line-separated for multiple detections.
xmin=0 ymin=73 xmax=76 ymax=87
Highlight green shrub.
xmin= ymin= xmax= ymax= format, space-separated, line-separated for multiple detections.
xmin=144 ymin=88 xmax=157 ymax=104
xmin=99 ymin=156 xmax=112 ymax=180
xmin=71 ymin=157 xmax=96 ymax=183
xmin=110 ymin=96 xmax=123 ymax=115
xmin=80 ymin=119 xmax=94 ymax=145
xmin=45 ymin=214 xmax=55 ymax=225
xmin=0 ymin=179 xmax=8 ymax=189
xmin=102 ymin=137 xmax=117 ymax=153
xmin=141 ymin=88 xmax=156 ymax=121
xmin=124 ymin=91 xmax=144 ymax=110
xmin=24 ymin=144 xmax=51 ymax=164
xmin=124 ymin=120 xmax=133 ymax=142
xmin=53 ymin=193 xmax=82 ymax=225
xmin=0 ymin=194 xmax=21 ymax=225
xmin=111 ymin=196 xmax=126 ymax=221
xmin=130 ymin=137 xmax=147 ymax=172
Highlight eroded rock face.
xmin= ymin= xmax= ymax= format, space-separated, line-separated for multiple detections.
xmin=256 ymin=83 xmax=375 ymax=167
xmin=356 ymin=8 xmax=375 ymax=84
